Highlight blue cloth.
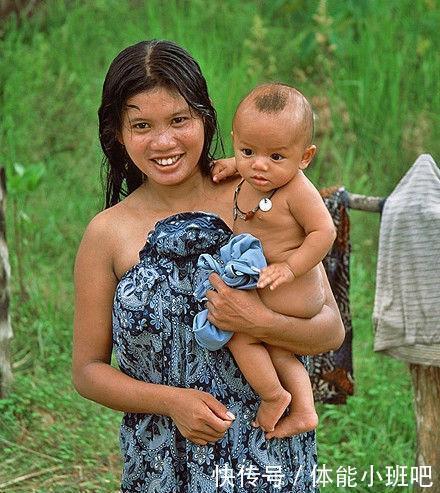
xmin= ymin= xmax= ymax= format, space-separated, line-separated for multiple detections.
xmin=193 ymin=233 xmax=267 ymax=350
xmin=112 ymin=212 xmax=318 ymax=492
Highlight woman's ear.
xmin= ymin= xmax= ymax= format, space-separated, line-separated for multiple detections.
xmin=299 ymin=145 xmax=317 ymax=170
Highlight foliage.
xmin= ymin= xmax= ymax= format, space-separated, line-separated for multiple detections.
xmin=0 ymin=0 xmax=437 ymax=490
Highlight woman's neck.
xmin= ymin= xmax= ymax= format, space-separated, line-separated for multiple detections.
xmin=142 ymin=172 xmax=212 ymax=213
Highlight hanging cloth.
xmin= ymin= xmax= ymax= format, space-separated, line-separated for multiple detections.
xmin=373 ymin=154 xmax=440 ymax=366
xmin=311 ymin=186 xmax=354 ymax=404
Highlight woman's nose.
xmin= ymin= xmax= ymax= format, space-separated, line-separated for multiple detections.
xmin=148 ymin=127 xmax=176 ymax=150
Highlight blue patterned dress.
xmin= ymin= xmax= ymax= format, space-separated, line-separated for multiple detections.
xmin=112 ymin=212 xmax=318 ymax=492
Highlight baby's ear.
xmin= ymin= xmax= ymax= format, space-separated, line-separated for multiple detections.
xmin=299 ymin=145 xmax=317 ymax=170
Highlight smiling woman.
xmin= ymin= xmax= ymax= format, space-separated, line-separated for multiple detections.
xmin=118 ymin=88 xmax=205 ymax=187
xmin=73 ymin=39 xmax=344 ymax=492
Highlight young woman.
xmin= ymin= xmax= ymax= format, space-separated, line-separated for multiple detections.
xmin=73 ymin=39 xmax=344 ymax=492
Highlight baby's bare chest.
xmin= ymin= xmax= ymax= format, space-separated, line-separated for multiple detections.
xmin=233 ymin=200 xmax=304 ymax=263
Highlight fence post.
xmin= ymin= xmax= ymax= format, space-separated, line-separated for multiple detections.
xmin=409 ymin=364 xmax=440 ymax=491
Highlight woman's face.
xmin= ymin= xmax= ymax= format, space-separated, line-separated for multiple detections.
xmin=119 ymin=86 xmax=205 ymax=187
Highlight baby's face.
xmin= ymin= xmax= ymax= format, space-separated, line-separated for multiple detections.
xmin=232 ymin=105 xmax=313 ymax=192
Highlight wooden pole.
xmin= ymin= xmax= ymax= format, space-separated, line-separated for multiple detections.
xmin=347 ymin=192 xmax=386 ymax=212
xmin=409 ymin=364 xmax=440 ymax=491
xmin=0 ymin=167 xmax=13 ymax=398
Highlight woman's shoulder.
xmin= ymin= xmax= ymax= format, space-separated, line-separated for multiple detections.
xmin=210 ymin=174 xmax=242 ymax=195
xmin=83 ymin=202 xmax=124 ymax=242
xmin=77 ymin=206 xmax=122 ymax=276
xmin=83 ymin=187 xmax=146 ymax=241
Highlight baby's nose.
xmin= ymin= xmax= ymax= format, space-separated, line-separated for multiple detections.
xmin=251 ymin=157 xmax=269 ymax=171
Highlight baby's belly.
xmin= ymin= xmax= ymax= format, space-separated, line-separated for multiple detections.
xmin=258 ymin=265 xmax=325 ymax=318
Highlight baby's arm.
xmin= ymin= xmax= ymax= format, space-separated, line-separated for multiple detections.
xmin=210 ymin=157 xmax=238 ymax=182
xmin=258 ymin=173 xmax=336 ymax=290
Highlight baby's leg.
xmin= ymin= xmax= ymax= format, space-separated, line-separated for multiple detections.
xmin=227 ymin=334 xmax=291 ymax=432
xmin=267 ymin=345 xmax=318 ymax=435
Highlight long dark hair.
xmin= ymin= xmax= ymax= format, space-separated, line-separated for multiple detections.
xmin=98 ymin=40 xmax=222 ymax=208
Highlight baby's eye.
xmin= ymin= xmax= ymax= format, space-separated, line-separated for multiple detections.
xmin=241 ymin=148 xmax=253 ymax=157
xmin=271 ymin=153 xmax=284 ymax=161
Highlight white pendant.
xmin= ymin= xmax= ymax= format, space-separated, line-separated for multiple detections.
xmin=259 ymin=197 xmax=272 ymax=212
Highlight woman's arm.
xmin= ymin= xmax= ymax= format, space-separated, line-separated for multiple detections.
xmin=205 ymin=263 xmax=345 ymax=355
xmin=73 ymin=212 xmax=234 ymax=445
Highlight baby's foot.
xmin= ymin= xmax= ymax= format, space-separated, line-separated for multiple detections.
xmin=252 ymin=388 xmax=291 ymax=432
xmin=265 ymin=410 xmax=319 ymax=439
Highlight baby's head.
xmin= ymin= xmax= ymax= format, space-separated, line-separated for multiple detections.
xmin=232 ymin=83 xmax=316 ymax=191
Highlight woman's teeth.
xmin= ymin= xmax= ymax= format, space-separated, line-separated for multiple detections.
xmin=155 ymin=155 xmax=181 ymax=166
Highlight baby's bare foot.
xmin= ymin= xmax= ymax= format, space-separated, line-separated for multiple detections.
xmin=252 ymin=388 xmax=291 ymax=432
xmin=265 ymin=410 xmax=319 ymax=439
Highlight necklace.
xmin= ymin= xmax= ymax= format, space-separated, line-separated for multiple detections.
xmin=233 ymin=180 xmax=278 ymax=221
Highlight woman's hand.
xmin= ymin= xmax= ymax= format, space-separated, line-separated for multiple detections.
xmin=210 ymin=157 xmax=239 ymax=183
xmin=169 ymin=388 xmax=235 ymax=446
xmin=206 ymin=267 xmax=345 ymax=355
xmin=206 ymin=273 xmax=268 ymax=336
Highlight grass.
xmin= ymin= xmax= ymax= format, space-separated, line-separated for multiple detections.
xmin=0 ymin=0 xmax=438 ymax=490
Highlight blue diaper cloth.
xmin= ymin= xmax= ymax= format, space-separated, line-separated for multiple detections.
xmin=193 ymin=233 xmax=267 ymax=350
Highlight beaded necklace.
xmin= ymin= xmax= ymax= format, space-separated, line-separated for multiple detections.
xmin=233 ymin=180 xmax=278 ymax=221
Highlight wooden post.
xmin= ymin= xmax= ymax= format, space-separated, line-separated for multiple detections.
xmin=409 ymin=364 xmax=440 ymax=491
xmin=0 ymin=167 xmax=12 ymax=398
xmin=347 ymin=191 xmax=439 ymax=492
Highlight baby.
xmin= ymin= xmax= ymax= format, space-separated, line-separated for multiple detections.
xmin=224 ymin=83 xmax=336 ymax=434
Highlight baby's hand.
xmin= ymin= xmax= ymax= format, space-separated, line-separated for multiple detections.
xmin=210 ymin=158 xmax=238 ymax=182
xmin=257 ymin=262 xmax=295 ymax=290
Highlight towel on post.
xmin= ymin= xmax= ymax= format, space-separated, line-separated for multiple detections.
xmin=193 ymin=233 xmax=267 ymax=350
xmin=373 ymin=154 xmax=440 ymax=366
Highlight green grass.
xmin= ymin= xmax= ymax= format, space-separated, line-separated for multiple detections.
xmin=0 ymin=0 xmax=438 ymax=490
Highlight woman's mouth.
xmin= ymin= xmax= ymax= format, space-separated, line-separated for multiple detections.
xmin=153 ymin=154 xmax=183 ymax=166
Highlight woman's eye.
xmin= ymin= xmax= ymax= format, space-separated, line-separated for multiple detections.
xmin=133 ymin=122 xmax=150 ymax=130
xmin=271 ymin=153 xmax=284 ymax=161
xmin=241 ymin=148 xmax=253 ymax=156
xmin=172 ymin=116 xmax=187 ymax=125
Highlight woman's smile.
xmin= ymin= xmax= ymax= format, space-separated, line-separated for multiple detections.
xmin=152 ymin=154 xmax=184 ymax=166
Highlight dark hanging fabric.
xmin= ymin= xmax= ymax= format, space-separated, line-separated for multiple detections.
xmin=310 ymin=186 xmax=354 ymax=404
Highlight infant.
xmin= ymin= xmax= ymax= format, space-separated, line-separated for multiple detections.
xmin=226 ymin=83 xmax=336 ymax=434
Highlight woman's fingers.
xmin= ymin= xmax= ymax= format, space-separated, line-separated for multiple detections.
xmin=203 ymin=394 xmax=236 ymax=426
xmin=206 ymin=277 xmax=266 ymax=335
xmin=170 ymin=388 xmax=234 ymax=445
xmin=208 ymin=273 xmax=229 ymax=294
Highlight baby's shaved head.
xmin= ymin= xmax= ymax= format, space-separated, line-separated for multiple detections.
xmin=234 ymin=83 xmax=314 ymax=146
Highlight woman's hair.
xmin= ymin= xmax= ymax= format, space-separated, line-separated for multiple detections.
xmin=98 ymin=40 xmax=221 ymax=208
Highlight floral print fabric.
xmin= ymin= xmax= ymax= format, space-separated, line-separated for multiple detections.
xmin=112 ymin=212 xmax=318 ymax=492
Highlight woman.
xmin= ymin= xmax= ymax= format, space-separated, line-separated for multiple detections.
xmin=73 ymin=40 xmax=344 ymax=492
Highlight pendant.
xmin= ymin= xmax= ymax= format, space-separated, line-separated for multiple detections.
xmin=259 ymin=197 xmax=272 ymax=212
